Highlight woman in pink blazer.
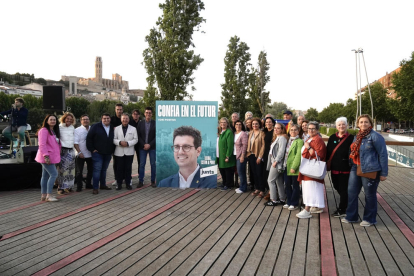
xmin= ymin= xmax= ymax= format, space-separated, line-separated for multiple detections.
xmin=35 ymin=114 xmax=61 ymax=202
xmin=234 ymin=120 xmax=248 ymax=193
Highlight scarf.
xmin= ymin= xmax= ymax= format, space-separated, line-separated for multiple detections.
xmin=284 ymin=135 xmax=299 ymax=168
xmin=349 ymin=127 xmax=372 ymax=165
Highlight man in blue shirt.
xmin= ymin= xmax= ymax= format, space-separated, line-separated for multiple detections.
xmin=0 ymin=97 xmax=28 ymax=148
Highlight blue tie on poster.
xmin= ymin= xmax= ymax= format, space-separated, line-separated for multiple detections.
xmin=156 ymin=101 xmax=218 ymax=189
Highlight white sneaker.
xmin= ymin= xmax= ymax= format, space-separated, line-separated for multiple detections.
xmin=360 ymin=220 xmax=373 ymax=227
xmin=296 ymin=209 xmax=312 ymax=219
xmin=282 ymin=204 xmax=289 ymax=209
xmin=310 ymin=207 xmax=323 ymax=214
xmin=288 ymin=205 xmax=298 ymax=211
xmin=111 ymin=180 xmax=117 ymax=186
xmin=235 ymin=188 xmax=244 ymax=194
xmin=341 ymin=218 xmax=350 ymax=223
xmin=46 ymin=196 xmax=58 ymax=202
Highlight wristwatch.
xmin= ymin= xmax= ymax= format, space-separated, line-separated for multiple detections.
xmin=307 ymin=146 xmax=311 ymax=150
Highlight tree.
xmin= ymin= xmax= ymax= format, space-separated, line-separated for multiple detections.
xmin=360 ymin=82 xmax=393 ymax=123
xmin=65 ymin=97 xmax=90 ymax=119
xmin=249 ymin=51 xmax=271 ymax=117
xmin=220 ymin=36 xmax=251 ymax=119
xmin=305 ymin=107 xmax=318 ymax=121
xmin=87 ymin=100 xmax=117 ymax=123
xmin=266 ymin=101 xmax=290 ymax=119
xmin=26 ymin=108 xmax=47 ymax=133
xmin=34 ymin=78 xmax=47 ymax=85
xmin=390 ymin=51 xmax=414 ymax=121
xmin=318 ymin=103 xmax=345 ymax=123
xmin=142 ymin=0 xmax=205 ymax=102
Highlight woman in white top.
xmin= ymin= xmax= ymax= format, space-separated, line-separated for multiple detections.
xmin=57 ymin=112 xmax=76 ymax=194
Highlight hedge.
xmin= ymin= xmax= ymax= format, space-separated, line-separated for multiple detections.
xmin=327 ymin=128 xmax=337 ymax=137
xmin=319 ymin=126 xmax=327 ymax=135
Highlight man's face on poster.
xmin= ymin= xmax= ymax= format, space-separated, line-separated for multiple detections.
xmin=173 ymin=135 xmax=201 ymax=169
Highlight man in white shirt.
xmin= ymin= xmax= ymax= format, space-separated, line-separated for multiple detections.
xmin=74 ymin=114 xmax=93 ymax=192
xmin=158 ymin=126 xmax=216 ymax=189
xmin=113 ymin=113 xmax=138 ymax=190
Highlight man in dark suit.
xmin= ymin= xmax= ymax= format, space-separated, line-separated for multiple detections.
xmin=129 ymin=109 xmax=141 ymax=177
xmin=137 ymin=107 xmax=156 ymax=187
xmin=86 ymin=113 xmax=114 ymax=194
xmin=158 ymin=126 xmax=216 ymax=189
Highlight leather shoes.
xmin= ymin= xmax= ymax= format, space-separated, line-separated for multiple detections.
xmin=116 ymin=186 xmax=122 ymax=190
xmin=126 ymin=185 xmax=132 ymax=190
xmin=151 ymin=181 xmax=156 ymax=188
xmin=85 ymin=185 xmax=93 ymax=189
xmin=137 ymin=181 xmax=144 ymax=188
xmin=92 ymin=189 xmax=99 ymax=194
xmin=100 ymin=186 xmax=112 ymax=190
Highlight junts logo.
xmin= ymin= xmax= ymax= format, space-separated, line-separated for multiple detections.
xmin=200 ymin=166 xmax=217 ymax=178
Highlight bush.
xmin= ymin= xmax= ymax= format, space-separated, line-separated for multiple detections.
xmin=347 ymin=129 xmax=358 ymax=136
xmin=319 ymin=126 xmax=327 ymax=135
xmin=327 ymin=128 xmax=337 ymax=137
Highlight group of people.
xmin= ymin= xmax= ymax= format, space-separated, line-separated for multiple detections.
xmin=218 ymin=111 xmax=388 ymax=226
xmin=35 ymin=104 xmax=157 ymax=201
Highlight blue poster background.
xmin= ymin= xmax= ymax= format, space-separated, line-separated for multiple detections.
xmin=156 ymin=101 xmax=218 ymax=185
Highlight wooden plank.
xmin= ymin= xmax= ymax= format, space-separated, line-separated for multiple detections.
xmin=0 ymin=189 xmax=186 ymax=275
xmin=238 ymin=207 xmax=282 ymax=276
xmin=289 ymin=213 xmax=309 ymax=276
xmin=169 ymin=194 xmax=256 ymax=276
xmin=54 ymin=189 xmax=216 ymax=275
xmin=154 ymin=193 xmax=254 ymax=276
xmin=256 ymin=208 xmax=290 ymax=275
xmin=305 ymin=214 xmax=320 ymax=276
xmin=207 ymin=202 xmax=272 ymax=275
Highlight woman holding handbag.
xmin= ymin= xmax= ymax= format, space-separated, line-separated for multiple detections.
xmin=342 ymin=114 xmax=388 ymax=227
xmin=326 ymin=117 xmax=354 ymax=217
xmin=296 ymin=121 xmax=327 ymax=219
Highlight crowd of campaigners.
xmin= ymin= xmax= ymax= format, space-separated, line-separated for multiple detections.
xmin=218 ymin=110 xmax=388 ymax=226
xmin=32 ymin=99 xmax=388 ymax=227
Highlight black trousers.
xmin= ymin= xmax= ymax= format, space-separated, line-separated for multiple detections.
xmin=331 ymin=173 xmax=350 ymax=211
xmin=219 ymin=167 xmax=235 ymax=188
xmin=75 ymin=157 xmax=93 ymax=189
xmin=113 ymin=154 xmax=118 ymax=180
xmin=248 ymin=154 xmax=264 ymax=192
xmin=116 ymin=155 xmax=134 ymax=186
xmin=135 ymin=148 xmax=140 ymax=175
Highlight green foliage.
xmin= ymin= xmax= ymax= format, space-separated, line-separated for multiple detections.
xmin=26 ymin=108 xmax=48 ymax=132
xmin=129 ymin=95 xmax=138 ymax=102
xmin=123 ymin=102 xmax=145 ymax=115
xmin=220 ymin=36 xmax=252 ymax=119
xmin=0 ymin=93 xmax=42 ymax=111
xmin=34 ymin=78 xmax=47 ymax=85
xmin=318 ymin=103 xmax=345 ymax=123
xmin=87 ymin=100 xmax=117 ymax=123
xmin=248 ymin=51 xmax=271 ymax=117
xmin=390 ymin=51 xmax=414 ymax=121
xmin=327 ymin=128 xmax=337 ymax=136
xmin=347 ymin=129 xmax=358 ymax=136
xmin=142 ymin=0 xmax=205 ymax=102
xmin=266 ymin=102 xmax=290 ymax=119
xmin=306 ymin=107 xmax=319 ymax=121
xmin=319 ymin=126 xmax=327 ymax=135
xmin=65 ymin=97 xmax=90 ymax=120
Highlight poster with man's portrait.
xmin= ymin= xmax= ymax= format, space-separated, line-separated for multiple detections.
xmin=156 ymin=101 xmax=218 ymax=189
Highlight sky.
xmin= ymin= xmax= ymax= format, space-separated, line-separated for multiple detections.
xmin=1 ymin=0 xmax=413 ymax=112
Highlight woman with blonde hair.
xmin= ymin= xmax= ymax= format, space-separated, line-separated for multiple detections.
xmin=217 ymin=117 xmax=236 ymax=190
xmin=57 ymin=112 xmax=76 ymax=194
xmin=265 ymin=122 xmax=287 ymax=206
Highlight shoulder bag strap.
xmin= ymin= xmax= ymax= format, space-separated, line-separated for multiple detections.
xmin=327 ymin=134 xmax=348 ymax=169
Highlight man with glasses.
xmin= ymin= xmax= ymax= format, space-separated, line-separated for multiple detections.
xmin=158 ymin=126 xmax=216 ymax=188
xmin=137 ymin=107 xmax=156 ymax=187
xmin=74 ymin=114 xmax=93 ymax=192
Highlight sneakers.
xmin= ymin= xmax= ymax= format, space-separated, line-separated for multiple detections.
xmin=288 ymin=205 xmax=298 ymax=211
xmin=264 ymin=201 xmax=278 ymax=206
xmin=282 ymin=204 xmax=289 ymax=209
xmin=221 ymin=186 xmax=228 ymax=191
xmin=310 ymin=207 xmax=323 ymax=214
xmin=111 ymin=180 xmax=117 ymax=186
xmin=360 ymin=220 xmax=373 ymax=227
xmin=331 ymin=209 xmax=346 ymax=217
xmin=341 ymin=218 xmax=350 ymax=223
xmin=45 ymin=196 xmax=58 ymax=202
xmin=235 ymin=188 xmax=244 ymax=194
xmin=296 ymin=209 xmax=312 ymax=219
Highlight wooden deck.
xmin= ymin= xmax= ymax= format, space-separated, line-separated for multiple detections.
xmin=0 ymin=159 xmax=413 ymax=276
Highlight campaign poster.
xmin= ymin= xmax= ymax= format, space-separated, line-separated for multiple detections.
xmin=156 ymin=101 xmax=218 ymax=188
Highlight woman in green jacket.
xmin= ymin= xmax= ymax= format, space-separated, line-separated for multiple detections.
xmin=218 ymin=117 xmax=236 ymax=190
xmin=283 ymin=124 xmax=304 ymax=210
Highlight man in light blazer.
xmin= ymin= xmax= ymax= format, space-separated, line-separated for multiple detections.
xmin=113 ymin=113 xmax=138 ymax=190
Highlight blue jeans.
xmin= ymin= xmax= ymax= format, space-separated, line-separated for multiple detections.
xmin=139 ymin=149 xmax=156 ymax=182
xmin=40 ymin=163 xmax=58 ymax=194
xmin=346 ymin=165 xmax=380 ymax=224
xmin=2 ymin=125 xmax=26 ymax=142
xmin=92 ymin=152 xmax=112 ymax=189
xmin=284 ymin=170 xmax=300 ymax=206
xmin=237 ymin=158 xmax=247 ymax=192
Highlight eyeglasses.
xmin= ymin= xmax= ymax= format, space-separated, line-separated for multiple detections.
xmin=308 ymin=128 xmax=316 ymax=131
xmin=171 ymin=145 xmax=195 ymax=152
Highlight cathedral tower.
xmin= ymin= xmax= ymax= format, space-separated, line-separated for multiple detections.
xmin=95 ymin=57 xmax=102 ymax=83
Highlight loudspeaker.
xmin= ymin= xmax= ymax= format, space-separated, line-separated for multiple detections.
xmin=16 ymin=146 xmax=38 ymax=164
xmin=43 ymin=86 xmax=65 ymax=111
